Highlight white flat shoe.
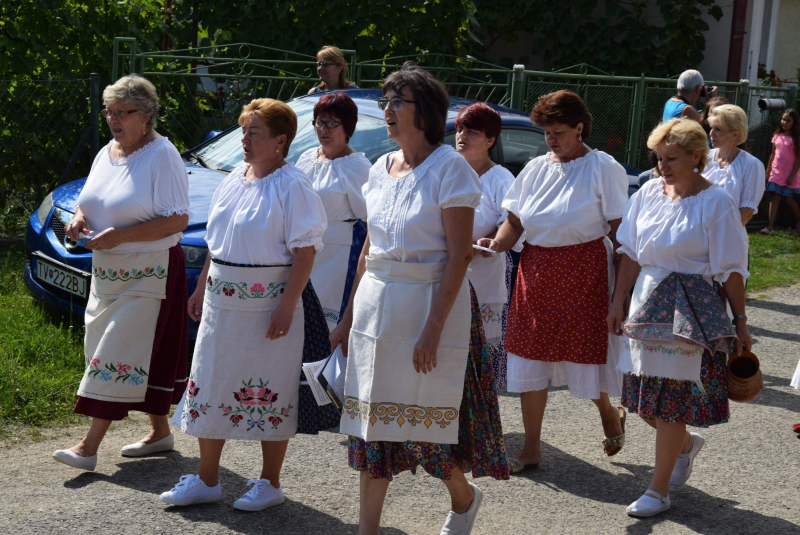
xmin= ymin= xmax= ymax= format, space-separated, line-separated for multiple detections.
xmin=121 ymin=433 xmax=175 ymax=457
xmin=53 ymin=449 xmax=97 ymax=471
xmin=670 ymin=432 xmax=704 ymax=486
xmin=440 ymin=482 xmax=483 ymax=534
xmin=232 ymin=479 xmax=285 ymax=511
xmin=626 ymin=490 xmax=670 ymax=517
xmin=160 ymin=474 xmax=221 ymax=506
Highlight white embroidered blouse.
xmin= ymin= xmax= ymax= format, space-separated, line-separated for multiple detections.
xmin=472 ymin=165 xmax=516 ymax=242
xmin=617 ymin=178 xmax=749 ymax=282
xmin=205 ymin=163 xmax=327 ymax=266
xmin=365 ymin=145 xmax=482 ymax=264
xmin=702 ymin=148 xmax=766 ymax=213
xmin=295 ymin=148 xmax=371 ymax=222
xmin=76 ymin=137 xmax=191 ymax=253
xmin=502 ymin=149 xmax=629 ymax=248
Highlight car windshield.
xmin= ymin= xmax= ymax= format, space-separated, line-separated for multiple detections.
xmin=192 ymin=100 xmax=398 ymax=171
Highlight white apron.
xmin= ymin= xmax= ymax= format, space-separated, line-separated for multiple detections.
xmin=791 ymin=360 xmax=800 ymax=390
xmin=76 ymin=249 xmax=169 ymax=403
xmin=340 ymin=257 xmax=471 ymax=444
xmin=174 ymin=263 xmax=304 ymax=440
xmin=468 ymin=252 xmax=507 ymax=351
xmin=310 ymin=220 xmax=358 ymax=329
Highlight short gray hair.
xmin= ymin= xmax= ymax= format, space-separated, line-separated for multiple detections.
xmin=677 ymin=70 xmax=704 ymax=93
xmin=103 ymin=74 xmax=159 ymax=128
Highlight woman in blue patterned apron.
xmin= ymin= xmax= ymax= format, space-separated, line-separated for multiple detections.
xmin=330 ymin=63 xmax=510 ymax=535
xmin=297 ymin=93 xmax=371 ymax=331
xmin=161 ymin=98 xmax=337 ymax=511
xmin=53 ymin=75 xmax=190 ymax=471
xmin=608 ymin=118 xmax=752 ymax=517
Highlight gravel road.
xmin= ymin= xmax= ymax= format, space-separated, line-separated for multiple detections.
xmin=2 ymin=284 xmax=799 ymax=534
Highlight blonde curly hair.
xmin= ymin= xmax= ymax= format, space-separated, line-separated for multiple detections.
xmin=647 ymin=118 xmax=709 ymax=172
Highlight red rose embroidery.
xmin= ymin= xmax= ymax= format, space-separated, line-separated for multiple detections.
xmin=230 ymin=414 xmax=243 ymax=424
xmin=268 ymin=416 xmax=283 ymax=426
xmin=187 ymin=380 xmax=199 ymax=398
xmin=234 ymin=387 xmax=255 ymax=405
xmin=190 ymin=409 xmax=200 ymax=420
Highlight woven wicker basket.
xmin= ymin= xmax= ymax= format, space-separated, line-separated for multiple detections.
xmin=727 ymin=351 xmax=764 ymax=403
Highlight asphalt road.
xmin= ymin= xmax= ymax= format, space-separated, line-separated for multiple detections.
xmin=2 ymin=284 xmax=799 ymax=534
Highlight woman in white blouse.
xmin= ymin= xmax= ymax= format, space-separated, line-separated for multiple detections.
xmin=455 ymin=102 xmax=517 ymax=387
xmin=703 ymin=104 xmax=766 ymax=225
xmin=608 ymin=118 xmax=752 ymax=517
xmin=480 ymin=90 xmax=629 ymax=471
xmin=297 ymin=93 xmax=371 ymax=330
xmin=54 ymin=75 xmax=190 ymax=471
xmin=162 ymin=99 xmax=337 ymax=511
xmin=330 ymin=64 xmax=510 ymax=535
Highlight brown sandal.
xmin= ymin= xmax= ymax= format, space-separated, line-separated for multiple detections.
xmin=602 ymin=407 xmax=627 ymax=456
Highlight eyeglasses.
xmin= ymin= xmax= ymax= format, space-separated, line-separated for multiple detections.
xmin=317 ymin=61 xmax=336 ymax=68
xmin=377 ymin=97 xmax=416 ymax=111
xmin=101 ymin=109 xmax=140 ymax=120
xmin=311 ymin=119 xmax=342 ymax=129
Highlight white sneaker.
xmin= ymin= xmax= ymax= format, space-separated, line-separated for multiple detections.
xmin=670 ymin=432 xmax=705 ymax=486
xmin=440 ymin=483 xmax=483 ymax=534
xmin=53 ymin=449 xmax=97 ymax=471
xmin=232 ymin=479 xmax=285 ymax=511
xmin=626 ymin=490 xmax=670 ymax=517
xmin=160 ymin=474 xmax=221 ymax=506
xmin=121 ymin=433 xmax=174 ymax=457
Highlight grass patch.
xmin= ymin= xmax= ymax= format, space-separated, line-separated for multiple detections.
xmin=747 ymin=229 xmax=800 ymax=293
xmin=0 ymin=249 xmax=85 ymax=433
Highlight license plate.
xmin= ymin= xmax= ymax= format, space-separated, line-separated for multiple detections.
xmin=33 ymin=255 xmax=89 ymax=299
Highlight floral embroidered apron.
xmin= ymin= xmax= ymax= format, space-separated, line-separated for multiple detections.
xmin=175 ymin=263 xmax=305 ymax=440
xmin=340 ymin=257 xmax=471 ymax=445
xmin=76 ymin=249 xmax=169 ymax=403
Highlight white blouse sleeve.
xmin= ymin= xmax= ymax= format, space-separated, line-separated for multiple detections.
xmin=490 ymin=166 xmax=515 ymax=227
xmin=438 ymin=155 xmax=482 ymax=209
xmin=594 ymin=153 xmax=629 ymax=221
xmin=281 ymin=170 xmax=328 ymax=252
xmin=152 ymin=142 xmax=192 ymax=218
xmin=342 ymin=155 xmax=371 ymax=220
xmin=706 ymin=193 xmax=750 ymax=282
xmin=738 ymin=154 xmax=766 ymax=212
xmin=616 ymin=181 xmax=649 ymax=263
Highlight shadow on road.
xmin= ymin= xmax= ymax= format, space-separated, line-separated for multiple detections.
xmin=502 ymin=433 xmax=800 ymax=535
xmin=743 ymin=374 xmax=800 ymax=412
xmin=61 ymin=453 xmax=409 ymax=535
xmin=748 ymin=325 xmax=800 ymax=344
xmin=745 ymin=298 xmax=800 ymax=318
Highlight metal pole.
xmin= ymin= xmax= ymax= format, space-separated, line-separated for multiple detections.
xmin=787 ymin=84 xmax=798 ymax=111
xmin=90 ymin=73 xmax=100 ymax=159
xmin=627 ymin=74 xmax=646 ymax=167
xmin=112 ymin=38 xmax=120 ymax=81
xmin=510 ymin=64 xmax=525 ymax=111
xmin=739 ymin=79 xmax=751 ymax=114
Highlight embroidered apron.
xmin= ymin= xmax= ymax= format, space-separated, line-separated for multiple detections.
xmin=77 ymin=249 xmax=169 ymax=403
xmin=175 ymin=263 xmax=305 ymax=440
xmin=340 ymin=257 xmax=471 ymax=445
xmin=618 ymin=266 xmax=737 ymax=388
xmin=468 ymin=251 xmax=509 ymax=352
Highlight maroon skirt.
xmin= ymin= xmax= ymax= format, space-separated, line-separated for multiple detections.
xmin=74 ymin=245 xmax=189 ymax=420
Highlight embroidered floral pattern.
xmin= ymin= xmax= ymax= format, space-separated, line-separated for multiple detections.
xmin=206 ymin=276 xmax=286 ymax=300
xmin=480 ymin=304 xmax=501 ymax=324
xmin=92 ymin=265 xmax=166 ymax=281
xmin=183 ymin=378 xmax=210 ymax=424
xmin=87 ymin=357 xmax=148 ymax=385
xmin=623 ymin=339 xmax=705 ymax=358
xmin=218 ymin=378 xmax=293 ymax=431
xmin=343 ymin=397 xmax=458 ymax=429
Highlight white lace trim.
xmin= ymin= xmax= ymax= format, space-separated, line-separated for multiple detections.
xmin=108 ymin=136 xmax=169 ymax=166
xmin=658 ymin=178 xmax=718 ymax=206
xmin=311 ymin=149 xmax=365 ymax=167
xmin=236 ymin=163 xmax=292 ymax=186
xmin=545 ymin=148 xmax=599 ymax=170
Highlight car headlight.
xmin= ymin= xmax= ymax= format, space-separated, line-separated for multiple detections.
xmin=181 ymin=244 xmax=209 ymax=269
xmin=36 ymin=192 xmax=55 ymax=226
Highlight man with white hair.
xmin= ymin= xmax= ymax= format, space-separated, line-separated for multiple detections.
xmin=662 ymin=69 xmax=717 ymax=122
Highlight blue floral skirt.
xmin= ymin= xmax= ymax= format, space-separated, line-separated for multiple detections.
xmin=766 ymin=181 xmax=800 ymax=197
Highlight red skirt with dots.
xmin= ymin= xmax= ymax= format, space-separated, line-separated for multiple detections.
xmin=505 ymin=238 xmax=609 ymax=364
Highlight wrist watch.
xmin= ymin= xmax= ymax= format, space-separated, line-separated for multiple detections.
xmin=732 ymin=314 xmax=747 ymax=325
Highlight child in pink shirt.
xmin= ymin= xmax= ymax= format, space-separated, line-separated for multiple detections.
xmin=762 ymin=109 xmax=800 ymax=234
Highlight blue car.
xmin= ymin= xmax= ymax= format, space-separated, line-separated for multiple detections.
xmin=24 ymin=88 xmax=639 ymax=339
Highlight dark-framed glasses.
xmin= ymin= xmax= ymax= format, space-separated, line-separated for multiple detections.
xmin=101 ymin=109 xmax=140 ymax=120
xmin=311 ymin=119 xmax=342 ymax=129
xmin=377 ymin=97 xmax=416 ymax=111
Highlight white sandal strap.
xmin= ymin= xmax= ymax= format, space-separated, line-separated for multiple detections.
xmin=643 ymin=490 xmax=666 ymax=503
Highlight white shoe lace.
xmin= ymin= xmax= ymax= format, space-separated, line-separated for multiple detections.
xmin=170 ymin=474 xmax=201 ymax=495
xmin=242 ymin=479 xmax=270 ymax=501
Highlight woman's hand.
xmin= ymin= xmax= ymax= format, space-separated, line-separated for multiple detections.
xmin=266 ymin=301 xmax=294 ymax=340
xmin=329 ymin=316 xmax=352 ymax=356
xmin=413 ymin=323 xmax=442 ymax=374
xmin=187 ymin=286 xmax=205 ymax=322
xmin=734 ymin=322 xmax=753 ymax=355
xmin=476 ymin=238 xmax=501 ymax=258
xmin=64 ymin=215 xmax=89 ymax=242
xmin=607 ymin=302 xmax=627 ymax=336
xmin=85 ymin=227 xmax=124 ymax=251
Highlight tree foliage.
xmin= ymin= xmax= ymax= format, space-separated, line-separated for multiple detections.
xmin=471 ymin=0 xmax=723 ymax=77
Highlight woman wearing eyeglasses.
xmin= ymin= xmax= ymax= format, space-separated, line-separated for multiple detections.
xmin=307 ymin=46 xmax=359 ymax=94
xmin=53 ymin=74 xmax=190 ymax=471
xmin=330 ymin=63 xmax=510 ymax=535
xmin=297 ymin=93 xmax=371 ymax=331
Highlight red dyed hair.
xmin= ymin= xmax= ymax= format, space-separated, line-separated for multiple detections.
xmin=313 ymin=93 xmax=358 ymax=140
xmin=454 ymin=102 xmax=502 ymax=152
xmin=530 ymin=90 xmax=592 ymax=138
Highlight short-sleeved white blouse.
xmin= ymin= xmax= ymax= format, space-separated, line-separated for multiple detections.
xmin=472 ymin=165 xmax=516 ymax=241
xmin=365 ymin=145 xmax=482 ymax=264
xmin=502 ymin=149 xmax=629 ymax=248
xmin=617 ymin=178 xmax=749 ymax=282
xmin=702 ymin=148 xmax=766 ymax=212
xmin=205 ymin=163 xmax=327 ymax=266
xmin=76 ymin=137 xmax=191 ymax=253
xmin=295 ymin=148 xmax=371 ymax=221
